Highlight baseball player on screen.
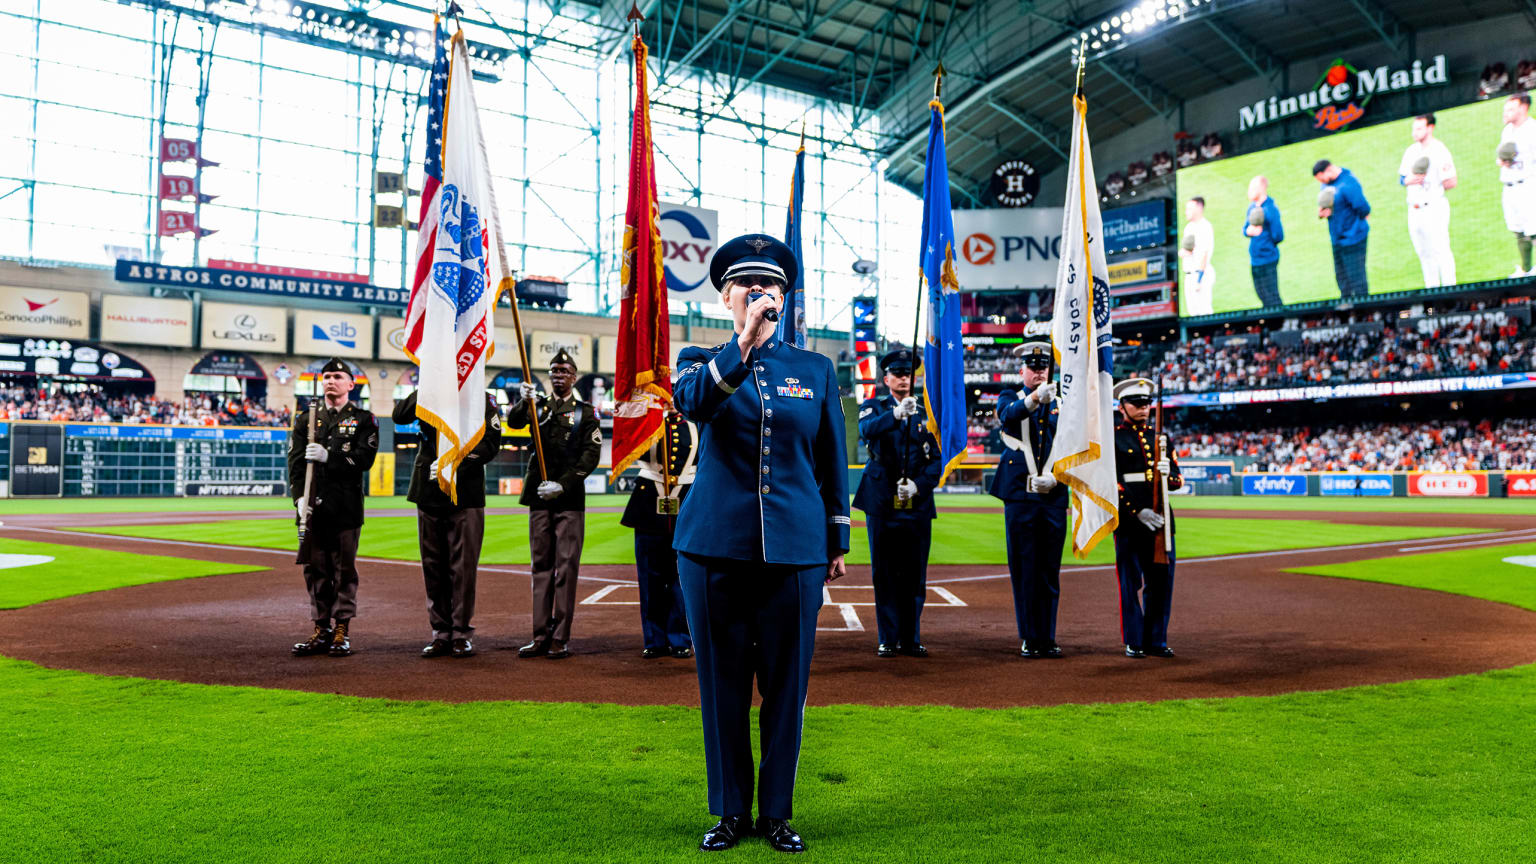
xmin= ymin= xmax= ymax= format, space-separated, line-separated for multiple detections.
xmin=1179 ymin=197 xmax=1216 ymax=315
xmin=1499 ymin=93 xmax=1536 ymax=277
xmin=1399 ymin=113 xmax=1458 ymax=288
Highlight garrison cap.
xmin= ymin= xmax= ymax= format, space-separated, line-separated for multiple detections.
xmin=320 ymin=357 xmax=353 ymax=377
xmin=879 ymin=348 xmax=915 ymax=375
xmin=1247 ymin=207 xmax=1265 ymax=227
xmin=1498 ymin=141 xmax=1519 ymax=163
xmin=1113 ymin=377 xmax=1155 ymax=401
xmin=1317 ymin=186 xmax=1336 ymax=209
xmin=549 ymin=348 xmax=578 ymax=371
xmin=710 ymin=233 xmax=799 ymax=292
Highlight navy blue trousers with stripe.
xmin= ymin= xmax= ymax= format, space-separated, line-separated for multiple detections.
xmin=1003 ymin=501 xmax=1068 ymax=644
xmin=866 ymin=516 xmax=932 ymax=647
xmin=678 ymin=552 xmax=824 ymax=819
xmin=1114 ymin=534 xmax=1176 ymax=650
xmin=634 ymin=530 xmax=692 ymax=651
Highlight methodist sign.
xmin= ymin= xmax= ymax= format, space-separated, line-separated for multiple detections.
xmin=951 ymin=208 xmax=1065 ymax=291
xmin=116 ymin=259 xmax=404 ymax=306
xmin=1237 ymin=55 xmax=1449 ymax=133
xmin=659 ymin=202 xmax=719 ymax=301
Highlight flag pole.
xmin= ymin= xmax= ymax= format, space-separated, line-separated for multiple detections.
xmin=911 ymin=62 xmax=945 ymax=358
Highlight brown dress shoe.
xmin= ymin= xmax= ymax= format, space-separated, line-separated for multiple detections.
xmin=292 ymin=623 xmax=333 ymax=656
xmin=451 ymin=638 xmax=475 ymax=658
xmin=517 ymin=640 xmax=550 ymax=658
xmin=421 ymin=639 xmax=452 ymax=658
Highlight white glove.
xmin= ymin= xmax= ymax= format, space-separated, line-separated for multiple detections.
xmin=1025 ymin=382 xmax=1054 ymax=410
xmin=427 ymin=457 xmax=440 ymax=483
xmin=896 ymin=479 xmax=918 ymax=501
xmin=1137 ymin=508 xmax=1166 ymax=531
xmin=519 ymin=381 xmax=538 ymax=401
xmin=892 ymin=397 xmax=918 ymax=421
xmin=304 ymin=442 xmax=328 ymax=463
xmin=537 ymin=480 xmax=563 ymax=500
xmin=1155 ymin=458 xmax=1171 ymax=476
xmin=1028 ymin=474 xmax=1058 ymax=493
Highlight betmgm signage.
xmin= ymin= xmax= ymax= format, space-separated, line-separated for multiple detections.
xmin=1238 ymin=55 xmax=1449 ymax=133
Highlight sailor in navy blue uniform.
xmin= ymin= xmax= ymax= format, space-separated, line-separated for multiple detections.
xmin=671 ymin=233 xmax=849 ymax=855
xmin=619 ymin=408 xmax=697 ymax=659
xmin=989 ymin=340 xmax=1068 ymax=658
xmin=853 ymin=347 xmax=941 ymax=658
xmin=1111 ymin=377 xmax=1182 ymax=659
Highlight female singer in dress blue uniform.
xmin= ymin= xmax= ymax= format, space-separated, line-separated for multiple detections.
xmin=672 ymin=233 xmax=850 ymax=854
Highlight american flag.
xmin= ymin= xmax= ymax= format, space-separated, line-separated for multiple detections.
xmin=404 ymin=14 xmax=450 ymax=352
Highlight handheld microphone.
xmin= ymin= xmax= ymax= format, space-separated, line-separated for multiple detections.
xmin=749 ymin=291 xmax=780 ymax=322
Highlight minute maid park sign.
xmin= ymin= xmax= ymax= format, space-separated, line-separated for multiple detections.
xmin=1238 ymin=55 xmax=1448 ymax=133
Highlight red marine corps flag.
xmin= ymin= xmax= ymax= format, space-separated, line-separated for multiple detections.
xmin=610 ymin=23 xmax=670 ymax=481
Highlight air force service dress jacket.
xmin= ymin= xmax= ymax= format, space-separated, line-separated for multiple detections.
xmin=672 ymin=333 xmax=851 ymax=566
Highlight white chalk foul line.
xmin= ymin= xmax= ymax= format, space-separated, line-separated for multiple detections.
xmin=926 ymin=529 xmax=1536 ymax=585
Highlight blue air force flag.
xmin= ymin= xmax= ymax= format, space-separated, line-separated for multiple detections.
xmin=919 ymin=100 xmax=968 ymax=487
xmin=1046 ymin=94 xmax=1120 ymax=557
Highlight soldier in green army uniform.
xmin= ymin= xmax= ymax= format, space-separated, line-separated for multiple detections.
xmin=506 ymin=349 xmax=602 ymax=659
xmin=393 ymin=389 xmax=503 ymax=659
xmin=287 ymin=358 xmax=379 ymax=657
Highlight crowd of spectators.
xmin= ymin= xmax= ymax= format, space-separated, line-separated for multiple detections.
xmin=1181 ymin=418 xmax=1536 ymax=472
xmin=1154 ymin=311 xmax=1533 ymax=394
xmin=0 ymin=385 xmax=293 ymax=427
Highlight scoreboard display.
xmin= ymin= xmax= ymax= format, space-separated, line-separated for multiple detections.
xmin=62 ymin=424 xmax=288 ymax=497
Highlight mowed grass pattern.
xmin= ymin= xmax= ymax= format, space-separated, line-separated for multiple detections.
xmin=0 ymin=539 xmax=267 ymax=609
xmin=73 ymin=514 xmax=1483 ymax=566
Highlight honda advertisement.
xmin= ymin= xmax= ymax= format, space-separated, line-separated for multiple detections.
xmin=1319 ymin=473 xmax=1394 ymax=496
xmin=1407 ymin=472 xmax=1488 ymax=497
xmin=1241 ymin=474 xmax=1307 ymax=496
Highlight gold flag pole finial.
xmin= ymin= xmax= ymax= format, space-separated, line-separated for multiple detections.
xmin=798 ymin=116 xmax=806 ymax=150
xmin=1074 ymin=34 xmax=1087 ymax=98
xmin=932 ymin=61 xmax=946 ymax=100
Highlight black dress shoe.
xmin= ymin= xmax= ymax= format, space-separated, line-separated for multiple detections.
xmin=1146 ymin=645 xmax=1175 ymax=658
xmin=757 ymin=818 xmax=805 ymax=854
xmin=1020 ymin=641 xmax=1041 ymax=658
xmin=327 ymin=620 xmax=352 ymax=656
xmin=421 ymin=638 xmax=451 ymax=658
xmin=292 ymin=624 xmax=333 ymax=656
xmin=699 ymin=815 xmax=752 ymax=851
xmin=1043 ymin=642 xmax=1063 ymax=658
xmin=670 ymin=646 xmax=694 ymax=659
xmin=876 ymin=643 xmax=898 ymax=658
xmin=517 ymin=640 xmax=549 ymax=658
xmin=641 ymin=647 xmax=668 ymax=659
xmin=451 ymin=638 xmax=475 ymax=658
xmin=1124 ymin=644 xmax=1145 ymax=658
xmin=901 ymin=643 xmax=929 ymax=658
xmin=546 ymin=643 xmax=571 ymax=660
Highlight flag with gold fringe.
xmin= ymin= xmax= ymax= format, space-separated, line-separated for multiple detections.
xmin=1046 ymin=91 xmax=1120 ymax=557
xmin=610 ymin=31 xmax=670 ymax=481
xmin=918 ymin=98 xmax=967 ymax=487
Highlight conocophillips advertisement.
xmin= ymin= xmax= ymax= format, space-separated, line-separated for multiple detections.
xmin=0 ymin=286 xmax=90 ymax=339
xmin=99 ymin=294 xmax=194 ymax=347
xmin=201 ymin=302 xmax=286 ymax=353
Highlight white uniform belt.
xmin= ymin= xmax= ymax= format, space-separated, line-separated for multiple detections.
xmin=638 ymin=465 xmax=695 ymax=486
xmin=1122 ymin=472 xmax=1150 ymax=483
xmin=999 ymin=429 xmax=1043 ymax=477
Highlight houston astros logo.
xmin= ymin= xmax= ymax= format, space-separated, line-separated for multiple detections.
xmin=746 ymin=236 xmax=771 ymax=253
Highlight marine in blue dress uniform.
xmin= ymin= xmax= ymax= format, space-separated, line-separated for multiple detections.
xmin=672 ymin=233 xmax=850 ymax=854
xmin=988 ymin=340 xmax=1069 ymax=658
xmin=853 ymin=348 xmax=941 ymax=658
xmin=619 ymin=408 xmax=696 ymax=659
xmin=1111 ymin=377 xmax=1183 ymax=658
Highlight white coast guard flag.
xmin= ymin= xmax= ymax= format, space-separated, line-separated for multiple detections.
xmin=1046 ymin=93 xmax=1119 ymax=557
xmin=403 ymin=28 xmax=512 ymax=504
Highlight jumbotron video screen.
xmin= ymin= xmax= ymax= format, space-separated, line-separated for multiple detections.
xmin=1175 ymin=96 xmax=1530 ymax=316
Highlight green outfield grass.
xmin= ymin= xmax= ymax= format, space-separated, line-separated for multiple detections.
xmin=1169 ymin=495 xmax=1536 ymax=514
xmin=1177 ymin=96 xmax=1515 ymax=315
xmin=2 ymin=535 xmax=1535 ymax=862
xmin=71 ymin=514 xmax=1481 ymax=567
xmin=1288 ymin=541 xmax=1536 ymax=609
xmin=0 ymin=539 xmax=267 ymax=609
